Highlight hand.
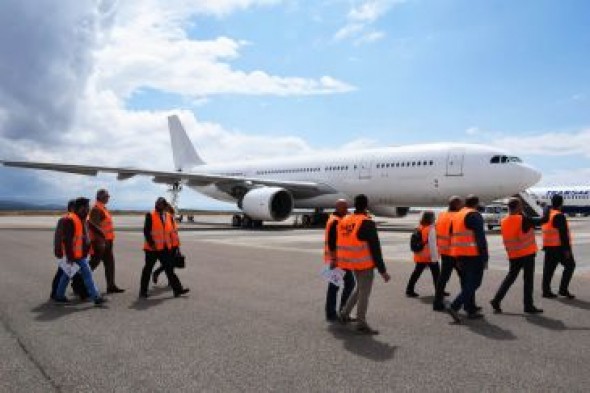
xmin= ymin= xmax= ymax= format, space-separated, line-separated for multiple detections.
xmin=381 ymin=272 xmax=391 ymax=282
xmin=329 ymin=259 xmax=337 ymax=270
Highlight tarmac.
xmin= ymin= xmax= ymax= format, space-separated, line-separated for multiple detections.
xmin=1 ymin=214 xmax=590 ymax=392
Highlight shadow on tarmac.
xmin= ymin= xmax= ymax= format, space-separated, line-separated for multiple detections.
xmin=327 ymin=323 xmax=397 ymax=362
xmin=128 ymin=286 xmax=178 ymax=310
xmin=525 ymin=314 xmax=590 ymax=331
xmin=31 ymin=300 xmax=105 ymax=322
xmin=556 ymin=297 xmax=590 ymax=310
xmin=462 ymin=317 xmax=517 ymax=341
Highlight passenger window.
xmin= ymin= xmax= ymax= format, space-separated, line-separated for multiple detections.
xmin=501 ymin=156 xmax=508 ymax=163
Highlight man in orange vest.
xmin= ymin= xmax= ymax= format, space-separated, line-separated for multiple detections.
xmin=490 ymin=198 xmax=543 ymax=314
xmin=447 ymin=195 xmax=487 ymax=322
xmin=88 ymin=189 xmax=125 ymax=294
xmin=338 ymin=194 xmax=390 ymax=335
xmin=324 ymin=199 xmax=355 ymax=322
xmin=433 ymin=196 xmax=463 ymax=311
xmin=139 ymin=197 xmax=189 ymax=298
xmin=54 ymin=197 xmax=105 ymax=306
xmin=153 ymin=202 xmax=182 ymax=285
xmin=542 ymin=194 xmax=576 ymax=299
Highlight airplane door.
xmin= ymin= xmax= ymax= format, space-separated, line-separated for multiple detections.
xmin=446 ymin=149 xmax=464 ymax=176
xmin=359 ymin=161 xmax=372 ymax=180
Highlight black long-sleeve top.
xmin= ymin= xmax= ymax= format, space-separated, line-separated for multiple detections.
xmin=464 ymin=211 xmax=488 ymax=263
xmin=62 ymin=215 xmax=91 ymax=261
xmin=541 ymin=209 xmax=572 ymax=251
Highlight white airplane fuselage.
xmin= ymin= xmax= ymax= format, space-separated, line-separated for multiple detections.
xmin=188 ymin=143 xmax=541 ymax=212
xmin=528 ymin=186 xmax=590 ymax=216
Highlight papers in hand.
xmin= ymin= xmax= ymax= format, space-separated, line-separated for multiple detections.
xmin=58 ymin=259 xmax=80 ymax=278
xmin=321 ymin=266 xmax=345 ymax=287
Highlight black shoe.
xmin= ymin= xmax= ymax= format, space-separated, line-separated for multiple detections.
xmin=94 ymin=297 xmax=107 ymax=306
xmin=174 ymin=288 xmax=190 ymax=297
xmin=326 ymin=315 xmax=338 ymax=322
xmin=467 ymin=312 xmax=484 ymax=320
xmin=490 ymin=300 xmax=502 ymax=314
xmin=355 ymin=324 xmax=379 ymax=335
xmin=446 ymin=307 xmax=461 ymax=324
xmin=443 ymin=291 xmax=450 ymax=297
xmin=473 ymin=305 xmax=482 ymax=312
xmin=542 ymin=292 xmax=558 ymax=299
xmin=107 ymin=287 xmax=125 ymax=294
xmin=152 ymin=272 xmax=158 ymax=285
xmin=53 ymin=297 xmax=70 ymax=304
xmin=558 ymin=291 xmax=575 ymax=299
xmin=139 ymin=292 xmax=149 ymax=298
xmin=338 ymin=313 xmax=356 ymax=324
xmin=406 ymin=290 xmax=419 ymax=298
xmin=524 ymin=306 xmax=544 ymax=314
xmin=433 ymin=303 xmax=445 ymax=312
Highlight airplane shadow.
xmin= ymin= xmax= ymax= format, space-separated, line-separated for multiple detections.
xmin=31 ymin=300 xmax=106 ymax=322
xmin=327 ymin=323 xmax=397 ymax=362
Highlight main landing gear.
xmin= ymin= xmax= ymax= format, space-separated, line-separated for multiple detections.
xmin=299 ymin=209 xmax=329 ymax=228
xmin=231 ymin=214 xmax=263 ymax=229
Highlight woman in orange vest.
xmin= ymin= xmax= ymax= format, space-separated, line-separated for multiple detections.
xmin=490 ymin=198 xmax=543 ymax=314
xmin=406 ymin=211 xmax=440 ymax=297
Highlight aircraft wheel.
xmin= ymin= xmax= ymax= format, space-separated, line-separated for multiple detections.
xmin=253 ymin=220 xmax=263 ymax=228
xmin=242 ymin=215 xmax=253 ymax=228
xmin=487 ymin=225 xmax=494 ymax=230
xmin=188 ymin=215 xmax=195 ymax=222
xmin=232 ymin=214 xmax=242 ymax=227
xmin=302 ymin=215 xmax=312 ymax=227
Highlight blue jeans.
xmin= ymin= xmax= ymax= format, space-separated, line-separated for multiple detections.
xmin=56 ymin=258 xmax=99 ymax=300
xmin=450 ymin=257 xmax=485 ymax=313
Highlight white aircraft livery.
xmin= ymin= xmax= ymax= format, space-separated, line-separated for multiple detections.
xmin=528 ymin=186 xmax=590 ymax=216
xmin=1 ymin=115 xmax=542 ymax=227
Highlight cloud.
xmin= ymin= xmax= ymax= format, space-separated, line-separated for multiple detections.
xmin=537 ymin=167 xmax=590 ymax=187
xmin=334 ymin=0 xmax=406 ymax=44
xmin=491 ymin=129 xmax=590 ymax=158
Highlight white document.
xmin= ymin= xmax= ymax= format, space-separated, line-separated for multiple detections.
xmin=321 ymin=266 xmax=345 ymax=287
xmin=58 ymin=259 xmax=80 ymax=278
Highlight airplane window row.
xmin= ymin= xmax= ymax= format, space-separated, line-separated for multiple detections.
xmin=256 ymin=168 xmax=321 ymax=175
xmin=375 ymin=160 xmax=434 ymax=169
xmin=325 ymin=165 xmax=349 ymax=171
xmin=490 ymin=155 xmax=522 ymax=164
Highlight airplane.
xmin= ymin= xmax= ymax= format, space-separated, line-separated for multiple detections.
xmin=1 ymin=115 xmax=542 ymax=227
xmin=528 ymin=186 xmax=590 ymax=217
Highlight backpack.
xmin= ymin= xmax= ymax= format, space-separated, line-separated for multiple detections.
xmin=410 ymin=228 xmax=425 ymax=253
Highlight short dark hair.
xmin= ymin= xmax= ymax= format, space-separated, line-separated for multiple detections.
xmin=507 ymin=198 xmax=520 ymax=212
xmin=448 ymin=196 xmax=462 ymax=211
xmin=73 ymin=197 xmax=90 ymax=211
xmin=96 ymin=189 xmax=109 ymax=199
xmin=67 ymin=199 xmax=75 ymax=211
xmin=354 ymin=194 xmax=369 ymax=211
xmin=420 ymin=210 xmax=435 ymax=226
xmin=551 ymin=194 xmax=563 ymax=208
xmin=465 ymin=194 xmax=479 ymax=208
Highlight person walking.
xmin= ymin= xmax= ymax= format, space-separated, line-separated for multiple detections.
xmin=406 ymin=211 xmax=440 ymax=297
xmin=152 ymin=203 xmax=182 ymax=285
xmin=338 ymin=194 xmax=390 ymax=335
xmin=446 ymin=195 xmax=487 ymax=322
xmin=324 ymin=199 xmax=355 ymax=322
xmin=432 ymin=196 xmax=462 ymax=311
xmin=54 ymin=197 xmax=105 ymax=306
xmin=139 ymin=197 xmax=189 ymax=298
xmin=88 ymin=189 xmax=125 ymax=294
xmin=490 ymin=198 xmax=543 ymax=314
xmin=542 ymin=194 xmax=576 ymax=299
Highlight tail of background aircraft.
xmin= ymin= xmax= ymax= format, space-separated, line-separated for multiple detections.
xmin=168 ymin=115 xmax=206 ymax=171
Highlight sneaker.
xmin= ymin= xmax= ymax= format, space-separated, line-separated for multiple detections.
xmin=53 ymin=297 xmax=70 ymax=304
xmin=446 ymin=307 xmax=461 ymax=324
xmin=355 ymin=324 xmax=379 ymax=335
xmin=524 ymin=306 xmax=544 ymax=314
xmin=405 ymin=290 xmax=419 ymax=298
xmin=542 ymin=292 xmax=557 ymax=299
xmin=433 ymin=303 xmax=445 ymax=312
xmin=94 ymin=297 xmax=107 ymax=306
xmin=558 ymin=291 xmax=575 ymax=299
xmin=174 ymin=288 xmax=190 ymax=297
xmin=139 ymin=292 xmax=149 ymax=299
xmin=490 ymin=300 xmax=502 ymax=314
xmin=107 ymin=287 xmax=125 ymax=294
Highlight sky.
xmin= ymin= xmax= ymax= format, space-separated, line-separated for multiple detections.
xmin=0 ymin=0 xmax=589 ymax=210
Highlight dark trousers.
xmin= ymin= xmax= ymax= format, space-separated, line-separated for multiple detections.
xmin=542 ymin=247 xmax=576 ymax=294
xmin=89 ymin=240 xmax=117 ymax=289
xmin=492 ymin=254 xmax=535 ymax=308
xmin=450 ymin=258 xmax=485 ymax=313
xmin=51 ymin=268 xmax=87 ymax=299
xmin=140 ymin=250 xmax=183 ymax=295
xmin=406 ymin=262 xmax=440 ymax=293
xmin=325 ymin=269 xmax=355 ymax=319
xmin=153 ymin=247 xmax=179 ymax=281
xmin=433 ymin=255 xmax=465 ymax=308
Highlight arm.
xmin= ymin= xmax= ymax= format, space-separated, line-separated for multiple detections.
xmin=53 ymin=218 xmax=64 ymax=259
xmin=327 ymin=218 xmax=339 ymax=268
xmin=466 ymin=212 xmax=489 ymax=262
xmin=357 ymin=220 xmax=387 ymax=274
xmin=553 ymin=214 xmax=572 ymax=252
xmin=88 ymin=207 xmax=105 ymax=239
xmin=521 ymin=213 xmax=541 ymax=232
xmin=428 ymin=225 xmax=439 ymax=262
xmin=62 ymin=219 xmax=75 ymax=262
xmin=143 ymin=213 xmax=155 ymax=248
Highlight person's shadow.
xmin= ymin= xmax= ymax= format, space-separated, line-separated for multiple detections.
xmin=128 ymin=286 xmax=179 ymax=311
xmin=327 ymin=323 xmax=397 ymax=362
xmin=463 ymin=317 xmax=517 ymax=340
xmin=525 ymin=314 xmax=590 ymax=331
xmin=31 ymin=300 xmax=105 ymax=322
xmin=557 ymin=298 xmax=590 ymax=310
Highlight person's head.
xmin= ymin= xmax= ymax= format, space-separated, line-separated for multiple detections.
xmin=165 ymin=202 xmax=175 ymax=215
xmin=354 ymin=194 xmax=369 ymax=212
xmin=507 ymin=197 xmax=522 ymax=214
xmin=551 ymin=194 xmax=564 ymax=209
xmin=335 ymin=199 xmax=348 ymax=215
xmin=448 ymin=195 xmax=463 ymax=212
xmin=465 ymin=194 xmax=480 ymax=209
xmin=66 ymin=199 xmax=75 ymax=212
xmin=73 ymin=197 xmax=90 ymax=219
xmin=155 ymin=197 xmax=168 ymax=212
xmin=420 ymin=210 xmax=435 ymax=226
xmin=96 ymin=189 xmax=110 ymax=204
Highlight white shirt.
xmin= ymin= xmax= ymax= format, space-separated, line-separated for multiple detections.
xmin=427 ymin=224 xmax=439 ymax=262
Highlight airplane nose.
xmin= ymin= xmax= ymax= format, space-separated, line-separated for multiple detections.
xmin=521 ymin=165 xmax=542 ymax=188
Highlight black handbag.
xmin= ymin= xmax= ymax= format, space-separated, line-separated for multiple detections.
xmin=173 ymin=253 xmax=186 ymax=269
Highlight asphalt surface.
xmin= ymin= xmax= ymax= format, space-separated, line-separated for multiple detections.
xmin=1 ymin=214 xmax=590 ymax=392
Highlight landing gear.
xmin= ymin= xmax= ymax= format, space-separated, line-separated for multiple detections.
xmin=232 ymin=214 xmax=242 ymax=227
xmin=301 ymin=209 xmax=329 ymax=228
xmin=231 ymin=214 xmax=264 ymax=229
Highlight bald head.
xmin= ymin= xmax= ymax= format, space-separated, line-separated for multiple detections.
xmin=335 ymin=199 xmax=348 ymax=215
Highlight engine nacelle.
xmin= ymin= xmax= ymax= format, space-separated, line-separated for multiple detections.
xmin=240 ymin=187 xmax=294 ymax=221
xmin=370 ymin=205 xmax=410 ymax=218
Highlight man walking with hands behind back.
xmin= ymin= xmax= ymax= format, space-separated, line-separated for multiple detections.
xmin=88 ymin=189 xmax=124 ymax=294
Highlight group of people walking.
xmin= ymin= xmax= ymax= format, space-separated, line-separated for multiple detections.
xmin=324 ymin=193 xmax=577 ymax=333
xmin=50 ymin=190 xmax=189 ymax=305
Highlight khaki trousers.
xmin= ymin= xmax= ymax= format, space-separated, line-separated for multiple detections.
xmin=341 ymin=268 xmax=374 ymax=325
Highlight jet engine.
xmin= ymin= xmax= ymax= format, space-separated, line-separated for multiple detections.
xmin=240 ymin=187 xmax=294 ymax=221
xmin=370 ymin=205 xmax=410 ymax=218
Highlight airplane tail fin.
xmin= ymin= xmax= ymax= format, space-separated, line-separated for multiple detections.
xmin=167 ymin=115 xmax=205 ymax=171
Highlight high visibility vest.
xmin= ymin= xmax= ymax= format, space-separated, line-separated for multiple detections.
xmin=336 ymin=214 xmax=374 ymax=271
xmin=323 ymin=214 xmax=342 ymax=264
xmin=89 ymin=202 xmax=115 ymax=241
xmin=501 ymin=214 xmax=538 ymax=259
xmin=542 ymin=209 xmax=571 ymax=248
xmin=143 ymin=211 xmax=173 ymax=251
xmin=435 ymin=211 xmax=454 ymax=256
xmin=69 ymin=213 xmax=87 ymax=259
xmin=170 ymin=219 xmax=180 ymax=248
xmin=413 ymin=224 xmax=433 ymax=263
xmin=450 ymin=208 xmax=479 ymax=257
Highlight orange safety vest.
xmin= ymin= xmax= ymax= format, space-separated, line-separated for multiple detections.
xmin=89 ymin=202 xmax=115 ymax=241
xmin=501 ymin=214 xmax=538 ymax=259
xmin=69 ymin=213 xmax=87 ymax=259
xmin=450 ymin=207 xmax=479 ymax=257
xmin=324 ymin=214 xmax=343 ymax=264
xmin=336 ymin=214 xmax=374 ymax=271
xmin=413 ymin=224 xmax=433 ymax=263
xmin=435 ymin=211 xmax=454 ymax=256
xmin=170 ymin=218 xmax=180 ymax=248
xmin=542 ymin=209 xmax=571 ymax=248
xmin=143 ymin=211 xmax=173 ymax=251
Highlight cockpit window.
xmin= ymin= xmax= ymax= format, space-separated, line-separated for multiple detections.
xmin=508 ymin=156 xmax=522 ymax=163
xmin=490 ymin=155 xmax=500 ymax=164
xmin=490 ymin=155 xmax=522 ymax=164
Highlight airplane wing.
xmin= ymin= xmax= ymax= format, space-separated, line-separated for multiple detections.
xmin=0 ymin=160 xmax=337 ymax=199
